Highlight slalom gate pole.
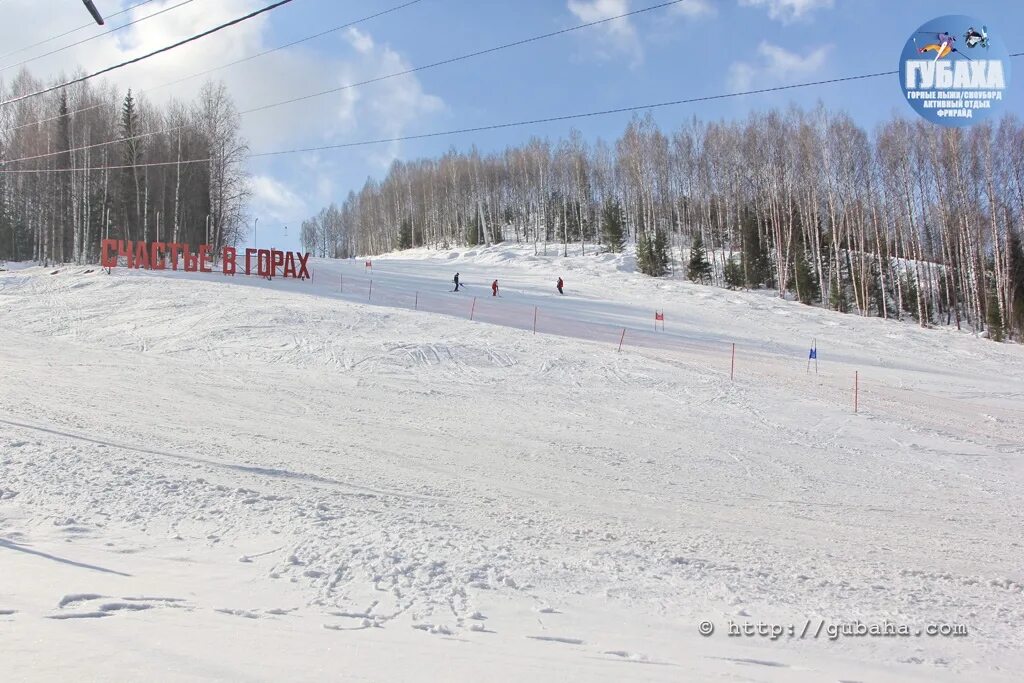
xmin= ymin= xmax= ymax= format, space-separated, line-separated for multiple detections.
xmin=470 ymin=297 xmax=477 ymax=321
xmin=855 ymin=371 xmax=859 ymax=413
xmin=617 ymin=328 xmax=626 ymax=352
xmin=730 ymin=343 xmax=736 ymax=380
xmin=340 ymin=273 xmax=343 ymax=293
xmin=368 ymin=279 xmax=373 ymax=301
xmin=533 ymin=306 xmax=538 ymax=334
xmin=415 ymin=292 xmax=419 ymax=310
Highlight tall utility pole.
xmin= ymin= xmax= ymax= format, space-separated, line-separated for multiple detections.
xmin=82 ymin=0 xmax=105 ymax=25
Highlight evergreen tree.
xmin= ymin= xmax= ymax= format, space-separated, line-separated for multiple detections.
xmin=789 ymin=249 xmax=820 ymax=304
xmin=724 ymin=254 xmax=744 ymax=289
xmin=398 ymin=218 xmax=413 ymax=250
xmin=829 ymin=270 xmax=849 ymax=313
xmin=651 ymin=228 xmax=670 ymax=276
xmin=56 ymin=91 xmax=72 ymax=262
xmin=601 ymin=200 xmax=625 ymax=253
xmin=687 ymin=231 xmax=712 ymax=283
xmin=1006 ymin=226 xmax=1024 ymax=339
xmin=464 ymin=212 xmax=480 ymax=246
xmin=986 ymin=288 xmax=1004 ymax=342
xmin=120 ymin=90 xmax=143 ymax=240
xmin=900 ymin=271 xmax=919 ymax=319
xmin=741 ymin=207 xmax=771 ymax=288
xmin=636 ymin=229 xmax=652 ymax=274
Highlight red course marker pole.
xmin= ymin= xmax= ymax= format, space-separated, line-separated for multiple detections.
xmin=730 ymin=343 xmax=736 ymax=381
xmin=470 ymin=296 xmax=477 ymax=321
xmin=617 ymin=328 xmax=626 ymax=352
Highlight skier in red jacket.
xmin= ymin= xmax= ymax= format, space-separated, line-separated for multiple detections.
xmin=491 ymin=279 xmax=499 ymax=297
xmin=556 ymin=277 xmax=564 ymax=295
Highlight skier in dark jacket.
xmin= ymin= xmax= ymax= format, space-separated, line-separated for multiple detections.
xmin=556 ymin=277 xmax=564 ymax=295
xmin=453 ymin=272 xmax=460 ymax=292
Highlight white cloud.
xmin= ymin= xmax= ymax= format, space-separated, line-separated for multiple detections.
xmin=728 ymin=41 xmax=832 ymax=91
xmin=738 ymin=0 xmax=834 ymax=23
xmin=250 ymin=174 xmax=306 ymax=222
xmin=673 ymin=0 xmax=716 ymax=18
xmin=0 ymin=0 xmax=445 ymax=231
xmin=727 ymin=62 xmax=758 ymax=92
xmin=345 ymin=27 xmax=375 ymax=55
xmin=567 ymin=0 xmax=643 ymax=66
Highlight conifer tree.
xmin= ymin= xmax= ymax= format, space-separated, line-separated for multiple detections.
xmin=724 ymin=255 xmax=744 ymax=289
xmin=790 ymin=249 xmax=819 ymax=304
xmin=987 ymin=288 xmax=1004 ymax=342
xmin=601 ymin=200 xmax=625 ymax=253
xmin=651 ymin=228 xmax=670 ymax=276
xmin=636 ymin=229 xmax=653 ymax=275
xmin=741 ymin=207 xmax=770 ymax=288
xmin=398 ymin=218 xmax=413 ymax=250
xmin=687 ymin=231 xmax=712 ymax=283
xmin=1006 ymin=227 xmax=1024 ymax=339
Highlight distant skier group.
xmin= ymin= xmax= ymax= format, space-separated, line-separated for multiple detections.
xmin=452 ymin=272 xmax=565 ymax=296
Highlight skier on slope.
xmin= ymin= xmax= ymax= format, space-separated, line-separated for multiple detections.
xmin=491 ymin=279 xmax=499 ymax=297
xmin=556 ymin=277 xmax=564 ymax=295
xmin=453 ymin=272 xmax=460 ymax=292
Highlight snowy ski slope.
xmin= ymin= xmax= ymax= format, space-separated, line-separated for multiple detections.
xmin=1 ymin=245 xmax=1022 ymax=682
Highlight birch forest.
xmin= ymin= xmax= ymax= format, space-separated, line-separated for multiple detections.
xmin=0 ymin=71 xmax=249 ymax=266
xmin=301 ymin=108 xmax=1024 ymax=340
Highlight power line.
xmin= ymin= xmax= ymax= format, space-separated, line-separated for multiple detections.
xmin=1 ymin=0 xmax=197 ymax=74
xmin=0 ymin=0 xmax=297 ymax=109
xmin=0 ymin=0 xmax=687 ymax=164
xmin=1 ymin=0 xmax=424 ymax=136
xmin=0 ymin=68 xmax=914 ymax=174
xmin=1 ymin=46 xmax=1018 ymax=175
xmin=252 ymin=70 xmax=901 ymax=157
xmin=242 ymin=0 xmax=690 ymax=114
xmin=148 ymin=0 xmax=425 ymax=95
xmin=0 ymin=0 xmax=160 ymax=63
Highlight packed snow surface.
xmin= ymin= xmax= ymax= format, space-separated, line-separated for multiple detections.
xmin=1 ymin=244 xmax=1023 ymax=682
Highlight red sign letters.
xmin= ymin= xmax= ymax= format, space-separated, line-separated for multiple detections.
xmin=100 ymin=239 xmax=310 ymax=280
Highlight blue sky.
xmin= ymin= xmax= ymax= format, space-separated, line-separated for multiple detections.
xmin=1 ymin=0 xmax=1022 ymax=250
xmin=247 ymin=0 xmax=1022 ymax=250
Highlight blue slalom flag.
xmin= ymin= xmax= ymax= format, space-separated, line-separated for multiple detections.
xmin=809 ymin=348 xmax=817 ymax=359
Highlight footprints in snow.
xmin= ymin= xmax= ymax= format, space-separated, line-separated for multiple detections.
xmin=214 ymin=606 xmax=300 ymax=620
xmin=49 ymin=594 xmax=187 ymax=620
xmin=527 ymin=635 xmax=584 ymax=645
xmin=49 ymin=593 xmax=299 ymax=623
